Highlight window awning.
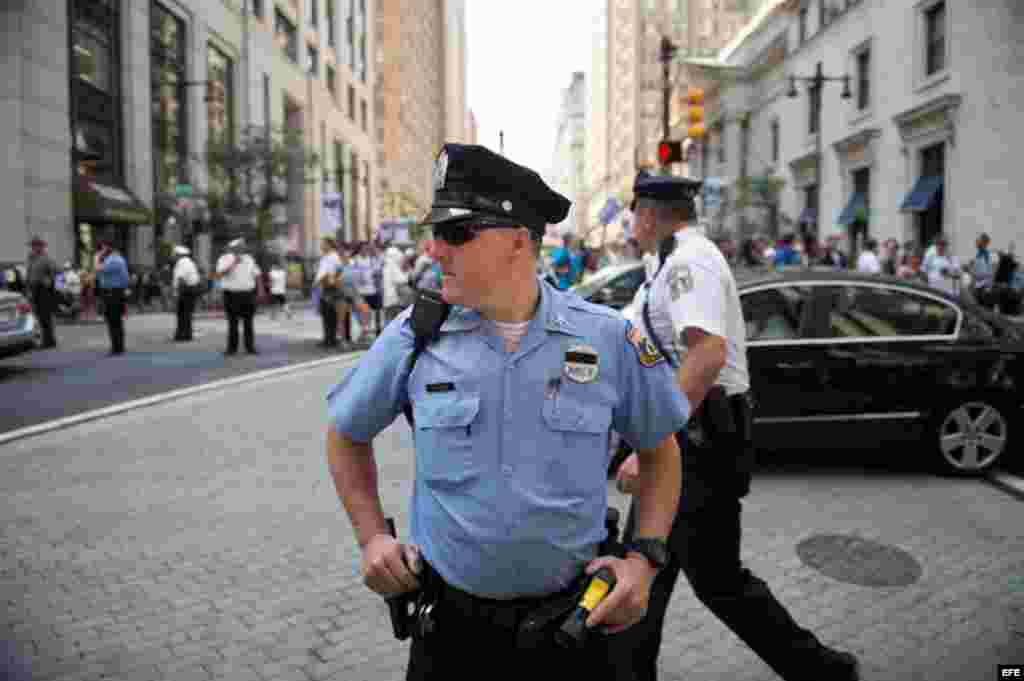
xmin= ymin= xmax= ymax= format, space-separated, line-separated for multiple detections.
xmin=74 ymin=176 xmax=153 ymax=224
xmin=899 ymin=175 xmax=943 ymax=212
xmin=798 ymin=206 xmax=817 ymax=225
xmin=837 ymin=193 xmax=867 ymax=226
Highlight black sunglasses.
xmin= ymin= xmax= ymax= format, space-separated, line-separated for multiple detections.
xmin=432 ymin=221 xmax=523 ymax=247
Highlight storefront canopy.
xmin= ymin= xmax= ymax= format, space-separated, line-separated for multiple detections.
xmin=899 ymin=175 xmax=943 ymax=212
xmin=837 ymin=193 xmax=867 ymax=226
xmin=74 ymin=176 xmax=152 ymax=224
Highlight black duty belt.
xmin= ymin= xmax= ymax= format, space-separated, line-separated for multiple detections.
xmin=415 ymin=561 xmax=587 ymax=642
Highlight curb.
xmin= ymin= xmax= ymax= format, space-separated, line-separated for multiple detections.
xmin=0 ymin=352 xmax=363 ymax=447
xmin=987 ymin=470 xmax=1024 ymax=502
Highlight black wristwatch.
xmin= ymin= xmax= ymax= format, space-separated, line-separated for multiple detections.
xmin=624 ymin=538 xmax=669 ymax=571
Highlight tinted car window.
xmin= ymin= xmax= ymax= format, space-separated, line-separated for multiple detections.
xmin=741 ymin=286 xmax=813 ymax=341
xmin=824 ymin=285 xmax=958 ymax=338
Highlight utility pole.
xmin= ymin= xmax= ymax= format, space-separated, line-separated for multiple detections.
xmin=659 ymin=36 xmax=678 ymax=172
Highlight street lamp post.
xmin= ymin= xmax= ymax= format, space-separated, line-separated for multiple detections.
xmin=786 ymin=63 xmax=851 ymax=241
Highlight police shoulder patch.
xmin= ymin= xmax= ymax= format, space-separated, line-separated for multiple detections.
xmin=626 ymin=323 xmax=665 ymax=368
xmin=667 ymin=263 xmax=694 ymax=301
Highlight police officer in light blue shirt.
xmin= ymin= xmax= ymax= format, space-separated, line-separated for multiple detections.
xmin=325 ymin=143 xmax=689 ymax=680
xmin=96 ymin=238 xmax=130 ymax=355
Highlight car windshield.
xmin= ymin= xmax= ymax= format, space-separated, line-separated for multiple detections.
xmin=571 ymin=264 xmax=642 ymax=299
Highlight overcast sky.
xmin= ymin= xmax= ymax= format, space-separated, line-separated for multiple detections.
xmin=466 ymin=0 xmax=600 ymax=180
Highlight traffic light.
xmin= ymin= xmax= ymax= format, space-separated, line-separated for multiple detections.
xmin=658 ymin=140 xmax=683 ymax=166
xmin=687 ymin=87 xmax=705 ymax=140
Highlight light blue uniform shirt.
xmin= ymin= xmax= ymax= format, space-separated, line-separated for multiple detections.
xmin=97 ymin=253 xmax=129 ymax=290
xmin=327 ymin=279 xmax=690 ymax=599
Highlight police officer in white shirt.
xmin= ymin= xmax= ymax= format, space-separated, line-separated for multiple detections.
xmin=215 ymin=238 xmax=261 ymax=355
xmin=610 ymin=173 xmax=860 ymax=681
xmin=923 ymin=236 xmax=961 ymax=296
xmin=855 ymin=239 xmax=882 ymax=275
xmin=172 ymin=245 xmax=200 ymax=342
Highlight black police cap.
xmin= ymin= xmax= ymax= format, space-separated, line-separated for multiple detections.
xmin=420 ymin=144 xmax=571 ymax=235
xmin=631 ymin=172 xmax=702 ymax=211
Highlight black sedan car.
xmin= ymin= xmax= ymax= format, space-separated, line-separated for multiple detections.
xmin=576 ymin=263 xmax=1024 ymax=475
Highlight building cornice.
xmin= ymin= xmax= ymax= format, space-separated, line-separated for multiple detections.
xmin=892 ymin=94 xmax=962 ymax=132
xmin=831 ymin=127 xmax=882 ymax=154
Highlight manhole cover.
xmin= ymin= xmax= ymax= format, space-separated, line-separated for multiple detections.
xmin=796 ymin=533 xmax=922 ymax=587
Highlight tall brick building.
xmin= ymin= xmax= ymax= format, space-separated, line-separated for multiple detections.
xmin=375 ymin=0 xmax=469 ymax=224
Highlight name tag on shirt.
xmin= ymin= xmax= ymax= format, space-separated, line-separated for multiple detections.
xmin=426 ymin=382 xmax=455 ymax=393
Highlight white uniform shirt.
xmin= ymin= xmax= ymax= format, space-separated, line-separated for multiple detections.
xmin=216 ymin=253 xmax=261 ymax=292
xmin=856 ymin=250 xmax=882 ymax=274
xmin=173 ymin=256 xmax=200 ymax=288
xmin=269 ymin=268 xmax=287 ymax=295
xmin=315 ymin=251 xmax=342 ymax=287
xmin=64 ymin=270 xmax=82 ymax=296
xmin=630 ymin=228 xmax=750 ymax=396
xmin=924 ymin=252 xmax=961 ymax=295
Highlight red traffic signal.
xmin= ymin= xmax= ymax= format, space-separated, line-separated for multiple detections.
xmin=658 ymin=140 xmax=683 ymax=165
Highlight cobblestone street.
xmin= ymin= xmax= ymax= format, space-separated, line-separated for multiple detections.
xmin=1 ymin=360 xmax=1021 ymax=680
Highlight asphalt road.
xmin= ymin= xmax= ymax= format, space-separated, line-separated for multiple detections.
xmin=0 ymin=360 xmax=1021 ymax=681
xmin=0 ymin=307 xmax=371 ymax=437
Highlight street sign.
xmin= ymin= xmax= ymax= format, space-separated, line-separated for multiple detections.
xmin=175 ymin=184 xmax=193 ymax=198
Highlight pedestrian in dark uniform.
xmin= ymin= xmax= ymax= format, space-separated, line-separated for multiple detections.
xmin=95 ymin=239 xmax=129 ymax=355
xmin=325 ymin=144 xmax=692 ymax=680
xmin=26 ymin=236 xmax=58 ymax=348
xmin=172 ymin=245 xmax=200 ymax=341
xmin=214 ymin=238 xmax=261 ymax=355
xmin=611 ymin=173 xmax=860 ymax=681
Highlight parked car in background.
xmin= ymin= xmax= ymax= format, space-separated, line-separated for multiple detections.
xmin=579 ymin=264 xmax=1024 ymax=475
xmin=0 ymin=290 xmax=40 ymax=359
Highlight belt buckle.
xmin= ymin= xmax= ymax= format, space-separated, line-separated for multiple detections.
xmin=417 ymin=601 xmax=437 ymax=637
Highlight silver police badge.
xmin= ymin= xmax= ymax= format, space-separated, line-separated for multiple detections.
xmin=668 ymin=264 xmax=694 ymax=301
xmin=563 ymin=344 xmax=600 ymax=383
xmin=433 ymin=150 xmax=449 ymax=190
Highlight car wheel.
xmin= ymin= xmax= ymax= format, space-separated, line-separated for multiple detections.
xmin=931 ymin=397 xmax=1012 ymax=476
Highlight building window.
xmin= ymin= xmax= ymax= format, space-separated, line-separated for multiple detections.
xmin=804 ymin=184 xmax=819 ymax=232
xmin=307 ymin=44 xmax=319 ymax=76
xmin=924 ymin=1 xmax=946 ymax=76
xmin=326 ymin=0 xmax=336 ymax=47
xmin=347 ymin=1 xmax=355 ymax=69
xmin=359 ymin=34 xmax=366 ymax=82
xmin=275 ymin=8 xmax=298 ymax=63
xmin=771 ymin=120 xmax=780 ymax=163
xmin=855 ymin=47 xmax=870 ymax=110
xmin=350 ymin=150 xmax=360 ymax=237
xmin=326 ymin=64 xmax=336 ymax=97
xmin=819 ymin=0 xmax=827 ymax=28
xmin=360 ymin=99 xmax=367 ymax=131
xmin=309 ymin=0 xmax=318 ymax=28
xmin=207 ymin=44 xmax=234 ymax=145
xmin=853 ymin=166 xmax=870 ymax=213
xmin=921 ymin=142 xmax=945 ymax=178
xmin=333 ymin=140 xmax=345 ymax=193
xmin=798 ymin=6 xmax=808 ymax=43
xmin=347 ymin=84 xmax=355 ymax=121
xmin=151 ymin=2 xmax=188 ymax=198
xmin=71 ymin=0 xmax=122 ymax=183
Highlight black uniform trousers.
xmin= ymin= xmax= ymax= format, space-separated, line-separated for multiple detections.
xmin=223 ymin=289 xmax=256 ymax=353
xmin=319 ymin=297 xmax=339 ymax=346
xmin=174 ymin=287 xmax=197 ymax=340
xmin=100 ymin=288 xmax=126 ymax=354
xmin=615 ymin=429 xmax=837 ymax=681
xmin=29 ymin=284 xmax=56 ymax=347
xmin=405 ymin=565 xmax=636 ymax=681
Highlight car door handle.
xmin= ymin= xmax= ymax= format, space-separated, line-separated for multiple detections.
xmin=777 ymin=361 xmax=814 ymax=370
xmin=826 ymin=349 xmax=858 ymax=360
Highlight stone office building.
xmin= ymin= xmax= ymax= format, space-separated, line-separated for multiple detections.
xmin=1 ymin=0 xmax=376 ymax=273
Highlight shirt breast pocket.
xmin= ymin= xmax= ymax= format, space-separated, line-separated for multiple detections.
xmin=413 ymin=395 xmax=481 ymax=487
xmin=541 ymin=396 xmax=613 ymax=494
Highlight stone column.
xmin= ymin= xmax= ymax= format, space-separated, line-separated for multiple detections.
xmin=123 ymin=0 xmax=156 ymax=267
xmin=0 ymin=1 xmax=27 ymax=263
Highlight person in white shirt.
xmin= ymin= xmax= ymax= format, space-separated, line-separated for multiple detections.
xmin=855 ymin=239 xmax=882 ymax=274
xmin=315 ymin=237 xmax=345 ymax=347
xmin=214 ymin=238 xmax=261 ymax=355
xmin=923 ymin=236 xmax=962 ymax=296
xmin=268 ymin=262 xmax=291 ymax=320
xmin=172 ymin=245 xmax=201 ymax=341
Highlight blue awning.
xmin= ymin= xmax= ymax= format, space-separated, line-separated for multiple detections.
xmin=899 ymin=175 xmax=943 ymax=212
xmin=597 ymin=198 xmax=623 ymax=226
xmin=836 ymin=193 xmax=867 ymax=226
xmin=798 ymin=206 xmax=817 ymax=225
